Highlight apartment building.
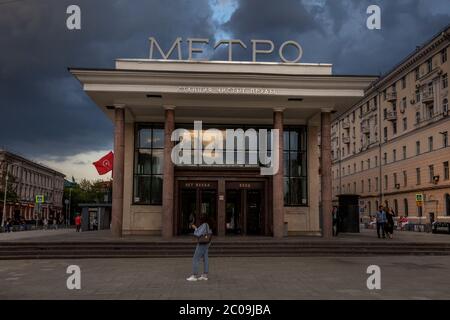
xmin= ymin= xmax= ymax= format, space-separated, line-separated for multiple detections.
xmin=332 ymin=25 xmax=450 ymax=226
xmin=0 ymin=150 xmax=65 ymax=222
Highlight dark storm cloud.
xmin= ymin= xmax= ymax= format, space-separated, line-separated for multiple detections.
xmin=1 ymin=0 xmax=450 ymax=165
xmin=0 ymin=0 xmax=214 ymax=159
xmin=222 ymin=0 xmax=450 ymax=73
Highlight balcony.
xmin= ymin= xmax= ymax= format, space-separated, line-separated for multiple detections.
xmin=342 ymin=119 xmax=350 ymax=129
xmin=421 ymin=91 xmax=434 ymax=103
xmin=386 ymin=92 xmax=397 ymax=102
xmin=342 ymin=136 xmax=350 ymax=144
xmin=386 ymin=111 xmax=397 ymax=121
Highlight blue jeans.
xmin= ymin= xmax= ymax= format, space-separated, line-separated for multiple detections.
xmin=192 ymin=243 xmax=209 ymax=276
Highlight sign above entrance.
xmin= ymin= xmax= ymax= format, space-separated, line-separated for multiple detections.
xmin=149 ymin=37 xmax=304 ymax=63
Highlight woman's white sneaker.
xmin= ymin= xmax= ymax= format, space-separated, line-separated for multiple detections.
xmin=198 ymin=274 xmax=208 ymax=281
xmin=186 ymin=275 xmax=198 ymax=281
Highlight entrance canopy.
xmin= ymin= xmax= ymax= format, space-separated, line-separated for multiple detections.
xmin=70 ymin=59 xmax=377 ymax=124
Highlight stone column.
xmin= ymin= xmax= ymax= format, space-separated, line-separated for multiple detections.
xmin=111 ymin=105 xmax=125 ymax=237
xmin=321 ymin=110 xmax=333 ymax=239
xmin=162 ymin=106 xmax=175 ymax=238
xmin=273 ymin=108 xmax=285 ymax=238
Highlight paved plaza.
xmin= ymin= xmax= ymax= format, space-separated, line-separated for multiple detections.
xmin=2 ymin=227 xmax=450 ymax=243
xmin=1 ymin=255 xmax=450 ymax=300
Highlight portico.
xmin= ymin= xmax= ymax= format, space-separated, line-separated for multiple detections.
xmin=70 ymin=59 xmax=376 ymax=238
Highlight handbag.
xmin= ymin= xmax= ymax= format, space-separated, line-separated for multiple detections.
xmin=197 ymin=224 xmax=212 ymax=244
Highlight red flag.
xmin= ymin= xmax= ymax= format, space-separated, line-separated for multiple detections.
xmin=93 ymin=151 xmax=114 ymax=175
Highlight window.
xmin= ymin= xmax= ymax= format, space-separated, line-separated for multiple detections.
xmin=415 ymin=111 xmax=421 ymax=124
xmin=284 ymin=126 xmax=308 ymax=206
xmin=393 ymin=149 xmax=397 ymax=162
xmin=368 ymin=178 xmax=372 ymax=192
xmin=429 ymin=165 xmax=434 ymax=183
xmin=401 ymin=76 xmax=406 ymax=89
xmin=361 ymin=161 xmax=364 ymax=171
xmin=427 ymin=58 xmax=433 ymax=73
xmin=428 ymin=136 xmax=433 ymax=152
xmin=134 ymin=124 xmax=164 ymax=204
xmin=392 ymin=121 xmax=397 ymax=135
xmin=384 ymin=127 xmax=388 ymax=142
xmin=361 ymin=180 xmax=364 ymax=193
xmin=383 ymin=108 xmax=387 ymax=119
xmin=367 ymin=159 xmax=370 ymax=169
xmin=416 ymin=141 xmax=420 ymax=155
xmin=353 ymin=163 xmax=356 ymax=172
xmin=384 ymin=175 xmax=388 ymax=190
xmin=415 ymin=89 xmax=421 ymax=103
xmin=353 ymin=182 xmax=356 ymax=193
xmin=404 ymin=198 xmax=409 ymax=217
xmin=375 ymin=156 xmax=378 ymax=167
xmin=443 ymin=74 xmax=448 ymax=89
xmin=443 ymin=99 xmax=448 ymax=115
xmin=442 ymin=48 xmax=448 ymax=64
xmin=383 ymin=89 xmax=387 ymax=100
xmin=383 ymin=152 xmax=387 ymax=164
xmin=443 ymin=131 xmax=448 ymax=147
xmin=393 ymin=173 xmax=398 ymax=187
xmin=375 ymin=177 xmax=379 ymax=191
xmin=403 ymin=117 xmax=407 ymax=131
xmin=415 ymin=67 xmax=420 ymax=80
xmin=416 ymin=168 xmax=421 ymax=185
xmin=444 ymin=161 xmax=449 ymax=180
xmin=401 ymin=145 xmax=406 ymax=160
xmin=403 ymin=170 xmax=407 ymax=187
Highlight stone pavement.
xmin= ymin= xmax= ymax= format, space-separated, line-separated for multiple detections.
xmin=1 ymin=227 xmax=449 ymax=243
xmin=0 ymin=228 xmax=74 ymax=241
xmin=1 ymin=256 xmax=450 ymax=299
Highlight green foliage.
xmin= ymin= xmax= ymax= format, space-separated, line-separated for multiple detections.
xmin=63 ymin=179 xmax=111 ymax=218
xmin=0 ymin=172 xmax=19 ymax=204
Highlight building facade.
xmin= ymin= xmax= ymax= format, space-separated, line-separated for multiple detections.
xmin=0 ymin=150 xmax=65 ymax=222
xmin=71 ymin=59 xmax=375 ymax=238
xmin=331 ymin=25 xmax=450 ymax=225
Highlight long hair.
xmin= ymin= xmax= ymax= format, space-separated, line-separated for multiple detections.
xmin=199 ymin=214 xmax=208 ymax=225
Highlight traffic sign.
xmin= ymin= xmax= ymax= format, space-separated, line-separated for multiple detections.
xmin=35 ymin=195 xmax=45 ymax=204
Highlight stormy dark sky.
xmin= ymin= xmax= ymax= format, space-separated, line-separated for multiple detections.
xmin=0 ymin=0 xmax=449 ymax=180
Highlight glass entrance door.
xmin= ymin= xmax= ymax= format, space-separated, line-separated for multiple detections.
xmin=199 ymin=189 xmax=217 ymax=235
xmin=179 ymin=181 xmax=218 ymax=235
xmin=246 ymin=190 xmax=262 ymax=235
xmin=225 ymin=183 xmax=264 ymax=236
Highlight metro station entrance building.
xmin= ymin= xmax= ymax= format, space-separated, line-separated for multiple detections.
xmin=71 ymin=59 xmax=376 ymax=238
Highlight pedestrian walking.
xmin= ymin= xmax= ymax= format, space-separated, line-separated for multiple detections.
xmin=385 ymin=208 xmax=395 ymax=239
xmin=5 ymin=218 xmax=12 ymax=233
xmin=186 ymin=215 xmax=212 ymax=282
xmin=75 ymin=214 xmax=82 ymax=232
xmin=332 ymin=206 xmax=340 ymax=236
xmin=375 ymin=205 xmax=387 ymax=239
xmin=43 ymin=218 xmax=48 ymax=230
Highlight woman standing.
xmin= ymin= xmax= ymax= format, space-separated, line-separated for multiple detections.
xmin=385 ymin=208 xmax=395 ymax=239
xmin=186 ymin=215 xmax=212 ymax=281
